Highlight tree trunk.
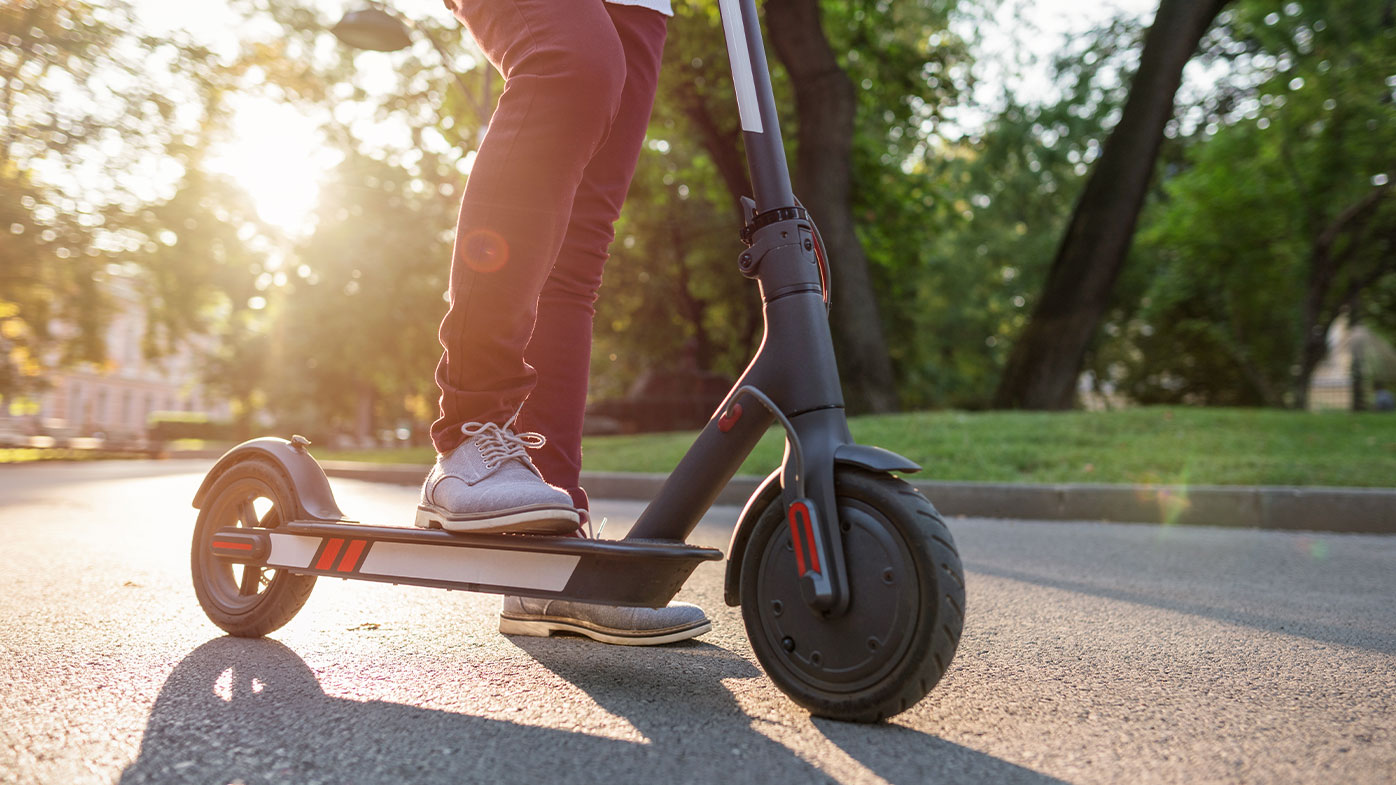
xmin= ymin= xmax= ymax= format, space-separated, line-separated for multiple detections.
xmin=993 ymin=0 xmax=1229 ymax=410
xmin=765 ymin=0 xmax=899 ymax=413
xmin=675 ymin=87 xmax=753 ymax=224
xmin=1351 ymin=294 xmax=1366 ymax=411
xmin=1293 ymin=180 xmax=1393 ymax=407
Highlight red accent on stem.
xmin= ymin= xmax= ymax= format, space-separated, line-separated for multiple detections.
xmin=315 ymin=538 xmax=344 ymax=571
xmin=718 ymin=403 xmax=743 ymax=433
xmin=813 ymin=236 xmax=830 ymax=306
xmin=338 ymin=539 xmax=367 ymax=572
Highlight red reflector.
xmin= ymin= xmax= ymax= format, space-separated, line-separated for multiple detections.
xmin=801 ymin=510 xmax=821 ymax=574
xmin=718 ymin=403 xmax=743 ymax=433
xmin=787 ymin=503 xmax=808 ymax=575
xmin=787 ymin=502 xmax=821 ymax=575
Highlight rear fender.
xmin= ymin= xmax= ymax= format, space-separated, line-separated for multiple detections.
xmin=192 ymin=437 xmax=345 ymax=522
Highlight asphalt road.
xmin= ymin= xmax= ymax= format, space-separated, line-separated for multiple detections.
xmin=1 ymin=460 xmax=1393 ymax=785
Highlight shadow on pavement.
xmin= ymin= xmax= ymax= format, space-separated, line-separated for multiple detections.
xmin=812 ymin=719 xmax=1069 ymax=785
xmin=966 ymin=560 xmax=1396 ymax=655
xmin=514 ymin=635 xmax=1071 ymax=785
xmin=123 ymin=636 xmax=1066 ymax=785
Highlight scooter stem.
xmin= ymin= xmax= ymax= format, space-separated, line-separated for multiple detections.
xmin=718 ymin=0 xmax=794 ymax=211
xmin=624 ymin=0 xmax=855 ymax=613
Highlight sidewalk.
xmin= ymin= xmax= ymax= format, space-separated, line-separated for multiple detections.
xmin=315 ymin=461 xmax=1396 ymax=534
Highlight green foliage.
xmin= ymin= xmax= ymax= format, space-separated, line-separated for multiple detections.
xmin=1 ymin=1 xmax=128 ymax=394
xmin=594 ymin=144 xmax=759 ymax=399
xmin=889 ymin=14 xmax=1144 ymax=407
xmin=600 ymin=0 xmax=974 ymax=403
xmin=1116 ymin=0 xmax=1396 ymax=405
xmin=146 ymin=411 xmax=235 ymax=442
xmin=191 ymin=1 xmax=484 ymax=439
xmin=210 ymin=149 xmax=458 ymax=439
xmin=0 ymin=0 xmax=265 ymax=399
xmin=17 ymin=0 xmax=1393 ymax=439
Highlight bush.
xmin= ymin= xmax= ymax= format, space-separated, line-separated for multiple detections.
xmin=146 ymin=412 xmax=236 ymax=443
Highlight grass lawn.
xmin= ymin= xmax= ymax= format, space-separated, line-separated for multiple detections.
xmin=320 ymin=407 xmax=1396 ymax=488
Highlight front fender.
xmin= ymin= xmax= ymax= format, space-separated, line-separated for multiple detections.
xmin=724 ymin=469 xmax=783 ymax=607
xmin=722 ymin=445 xmax=921 ymax=607
xmin=192 ymin=437 xmax=345 ymax=522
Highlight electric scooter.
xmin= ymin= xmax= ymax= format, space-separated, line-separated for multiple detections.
xmin=190 ymin=0 xmax=964 ymax=723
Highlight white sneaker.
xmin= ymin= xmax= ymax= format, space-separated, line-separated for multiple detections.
xmin=499 ymin=596 xmax=712 ymax=646
xmin=416 ymin=419 xmax=579 ymax=534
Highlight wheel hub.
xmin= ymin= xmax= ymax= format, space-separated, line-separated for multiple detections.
xmin=753 ymin=500 xmax=920 ymax=693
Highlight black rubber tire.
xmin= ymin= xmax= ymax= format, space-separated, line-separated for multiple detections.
xmin=740 ymin=468 xmax=965 ymax=722
xmin=191 ymin=459 xmax=316 ymax=637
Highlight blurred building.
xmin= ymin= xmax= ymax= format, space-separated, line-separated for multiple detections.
xmin=0 ymin=279 xmax=230 ymax=445
xmin=1308 ymin=317 xmax=1396 ymax=411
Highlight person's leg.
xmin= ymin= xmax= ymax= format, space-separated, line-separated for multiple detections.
xmin=420 ymin=0 xmax=625 ymax=532
xmin=514 ymin=3 xmax=669 ymax=514
xmin=490 ymin=6 xmax=710 ymax=645
xmin=430 ymin=0 xmax=627 ymax=455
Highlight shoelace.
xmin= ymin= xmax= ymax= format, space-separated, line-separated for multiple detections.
xmin=461 ymin=417 xmax=545 ymax=470
xmin=579 ymin=511 xmax=607 ymax=540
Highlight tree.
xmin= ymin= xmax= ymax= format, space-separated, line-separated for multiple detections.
xmin=1111 ymin=0 xmax=1396 ymax=407
xmin=0 ymin=0 xmax=261 ymax=406
xmin=993 ymin=0 xmax=1232 ymax=409
xmin=646 ymin=0 xmax=967 ymax=412
xmin=593 ymin=143 xmax=762 ymax=401
xmin=764 ymin=0 xmax=898 ymax=412
xmin=882 ymin=14 xmax=1144 ymax=408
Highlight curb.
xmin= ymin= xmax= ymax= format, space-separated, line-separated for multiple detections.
xmin=316 ymin=462 xmax=1396 ymax=534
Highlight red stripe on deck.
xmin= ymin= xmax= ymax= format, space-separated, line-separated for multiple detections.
xmin=337 ymin=539 xmax=367 ymax=572
xmin=212 ymin=541 xmax=254 ymax=551
xmin=315 ymin=538 xmax=344 ymax=571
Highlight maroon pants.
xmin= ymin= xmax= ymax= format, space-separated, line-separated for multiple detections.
xmin=432 ymin=0 xmax=668 ymax=512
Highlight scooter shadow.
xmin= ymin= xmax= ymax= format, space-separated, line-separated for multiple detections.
xmin=118 ymin=636 xmax=806 ymax=785
xmin=513 ymin=636 xmax=1071 ymax=785
xmin=121 ymin=636 xmax=1065 ymax=785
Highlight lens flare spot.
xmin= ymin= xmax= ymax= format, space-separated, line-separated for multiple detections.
xmin=1147 ymin=485 xmax=1191 ymax=526
xmin=460 ymin=228 xmax=509 ymax=273
xmin=1295 ymin=536 xmax=1330 ymax=560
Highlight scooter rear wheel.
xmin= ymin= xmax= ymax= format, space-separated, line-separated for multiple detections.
xmin=191 ymin=458 xmax=316 ymax=637
xmin=740 ymin=468 xmax=964 ymax=722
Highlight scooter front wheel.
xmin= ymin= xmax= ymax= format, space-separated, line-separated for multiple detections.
xmin=191 ymin=458 xmax=316 ymax=637
xmin=740 ymin=468 xmax=964 ymax=722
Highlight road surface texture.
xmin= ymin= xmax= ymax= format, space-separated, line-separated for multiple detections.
xmin=1 ymin=461 xmax=1392 ymax=784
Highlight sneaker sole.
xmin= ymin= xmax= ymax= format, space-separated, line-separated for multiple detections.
xmin=415 ymin=505 xmax=580 ymax=534
xmin=498 ymin=614 xmax=712 ymax=646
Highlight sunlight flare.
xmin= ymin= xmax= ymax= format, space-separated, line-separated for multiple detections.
xmin=206 ymin=96 xmax=338 ymax=235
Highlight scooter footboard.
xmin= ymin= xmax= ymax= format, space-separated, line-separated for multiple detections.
xmin=210 ymin=520 xmax=722 ymax=608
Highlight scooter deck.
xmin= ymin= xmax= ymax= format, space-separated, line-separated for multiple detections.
xmin=210 ymin=520 xmax=723 ymax=608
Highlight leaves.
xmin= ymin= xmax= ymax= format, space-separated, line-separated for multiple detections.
xmin=1118 ymin=0 xmax=1396 ymax=405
